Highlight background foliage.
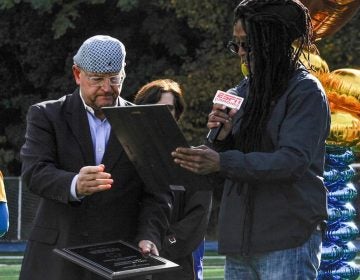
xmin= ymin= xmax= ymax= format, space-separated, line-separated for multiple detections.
xmin=0 ymin=0 xmax=359 ymax=238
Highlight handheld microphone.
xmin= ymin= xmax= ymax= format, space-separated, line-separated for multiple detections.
xmin=206 ymin=90 xmax=244 ymax=143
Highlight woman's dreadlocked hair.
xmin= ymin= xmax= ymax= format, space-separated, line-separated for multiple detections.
xmin=234 ymin=0 xmax=313 ymax=153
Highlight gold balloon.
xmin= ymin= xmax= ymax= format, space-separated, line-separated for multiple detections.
xmin=326 ymin=110 xmax=360 ymax=147
xmin=300 ymin=0 xmax=360 ymax=40
xmin=320 ymin=69 xmax=360 ymax=147
xmin=299 ymin=51 xmax=360 ymax=117
xmin=298 ymin=1 xmax=360 ymax=152
xmin=302 ymin=55 xmax=360 ymax=146
xmin=299 ymin=49 xmax=330 ymax=73
xmin=317 ymin=69 xmax=360 ymax=117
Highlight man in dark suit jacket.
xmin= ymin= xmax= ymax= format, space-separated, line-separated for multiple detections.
xmin=19 ymin=35 xmax=171 ymax=280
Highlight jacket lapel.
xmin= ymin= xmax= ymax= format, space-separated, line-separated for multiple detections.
xmin=65 ymin=89 xmax=95 ymax=166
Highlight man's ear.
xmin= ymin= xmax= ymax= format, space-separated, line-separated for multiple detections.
xmin=72 ymin=65 xmax=81 ymax=85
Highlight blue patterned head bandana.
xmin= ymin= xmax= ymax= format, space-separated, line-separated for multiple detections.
xmin=73 ymin=35 xmax=126 ymax=74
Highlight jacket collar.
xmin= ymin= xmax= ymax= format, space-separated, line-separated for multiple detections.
xmin=64 ymin=89 xmax=124 ymax=171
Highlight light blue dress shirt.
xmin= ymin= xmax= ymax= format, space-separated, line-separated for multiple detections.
xmin=70 ymin=91 xmax=116 ymax=201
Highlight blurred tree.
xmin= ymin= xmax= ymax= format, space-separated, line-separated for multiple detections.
xmin=0 ymin=0 xmax=239 ymax=176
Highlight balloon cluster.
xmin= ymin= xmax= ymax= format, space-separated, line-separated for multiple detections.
xmin=318 ymin=145 xmax=359 ymax=279
xmin=298 ymin=1 xmax=360 ymax=279
xmin=314 ymin=67 xmax=360 ymax=280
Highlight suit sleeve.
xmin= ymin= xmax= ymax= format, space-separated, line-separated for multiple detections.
xmin=20 ymin=105 xmax=76 ymax=204
xmin=135 ymin=189 xmax=173 ymax=250
xmin=218 ymin=78 xmax=330 ymax=184
xmin=160 ymin=191 xmax=212 ymax=260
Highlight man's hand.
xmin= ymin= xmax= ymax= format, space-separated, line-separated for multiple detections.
xmin=138 ymin=240 xmax=159 ymax=256
xmin=171 ymin=145 xmax=220 ymax=175
xmin=76 ymin=164 xmax=113 ymax=196
xmin=208 ymin=104 xmax=237 ymax=141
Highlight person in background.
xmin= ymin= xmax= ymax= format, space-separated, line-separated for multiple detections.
xmin=172 ymin=0 xmax=330 ymax=279
xmin=0 ymin=171 xmax=9 ymax=237
xmin=19 ymin=35 xmax=171 ymax=280
xmin=134 ymin=79 xmax=212 ymax=280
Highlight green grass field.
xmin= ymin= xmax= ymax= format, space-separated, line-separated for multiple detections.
xmin=0 ymin=252 xmax=22 ymax=279
xmin=1 ymin=251 xmax=360 ymax=280
xmin=203 ymin=251 xmax=225 ymax=279
xmin=0 ymin=251 xmax=225 ymax=280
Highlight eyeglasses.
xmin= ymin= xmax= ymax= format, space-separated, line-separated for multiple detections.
xmin=227 ymin=40 xmax=251 ymax=55
xmin=81 ymin=68 xmax=126 ymax=87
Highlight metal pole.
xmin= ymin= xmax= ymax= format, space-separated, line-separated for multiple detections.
xmin=17 ymin=177 xmax=22 ymax=240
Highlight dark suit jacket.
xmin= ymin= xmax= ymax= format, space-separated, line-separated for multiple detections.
xmin=19 ymin=90 xmax=170 ymax=280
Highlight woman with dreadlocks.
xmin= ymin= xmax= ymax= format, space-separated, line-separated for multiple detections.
xmin=172 ymin=0 xmax=330 ymax=279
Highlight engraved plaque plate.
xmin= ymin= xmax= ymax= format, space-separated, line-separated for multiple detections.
xmin=54 ymin=240 xmax=179 ymax=279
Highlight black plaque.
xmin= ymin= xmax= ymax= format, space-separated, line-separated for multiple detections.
xmin=54 ymin=240 xmax=179 ymax=279
xmin=102 ymin=105 xmax=213 ymax=193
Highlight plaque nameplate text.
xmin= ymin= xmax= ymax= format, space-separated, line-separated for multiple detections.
xmin=54 ymin=240 xmax=179 ymax=279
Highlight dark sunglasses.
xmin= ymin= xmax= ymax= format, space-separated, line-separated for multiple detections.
xmin=227 ymin=40 xmax=251 ymax=55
